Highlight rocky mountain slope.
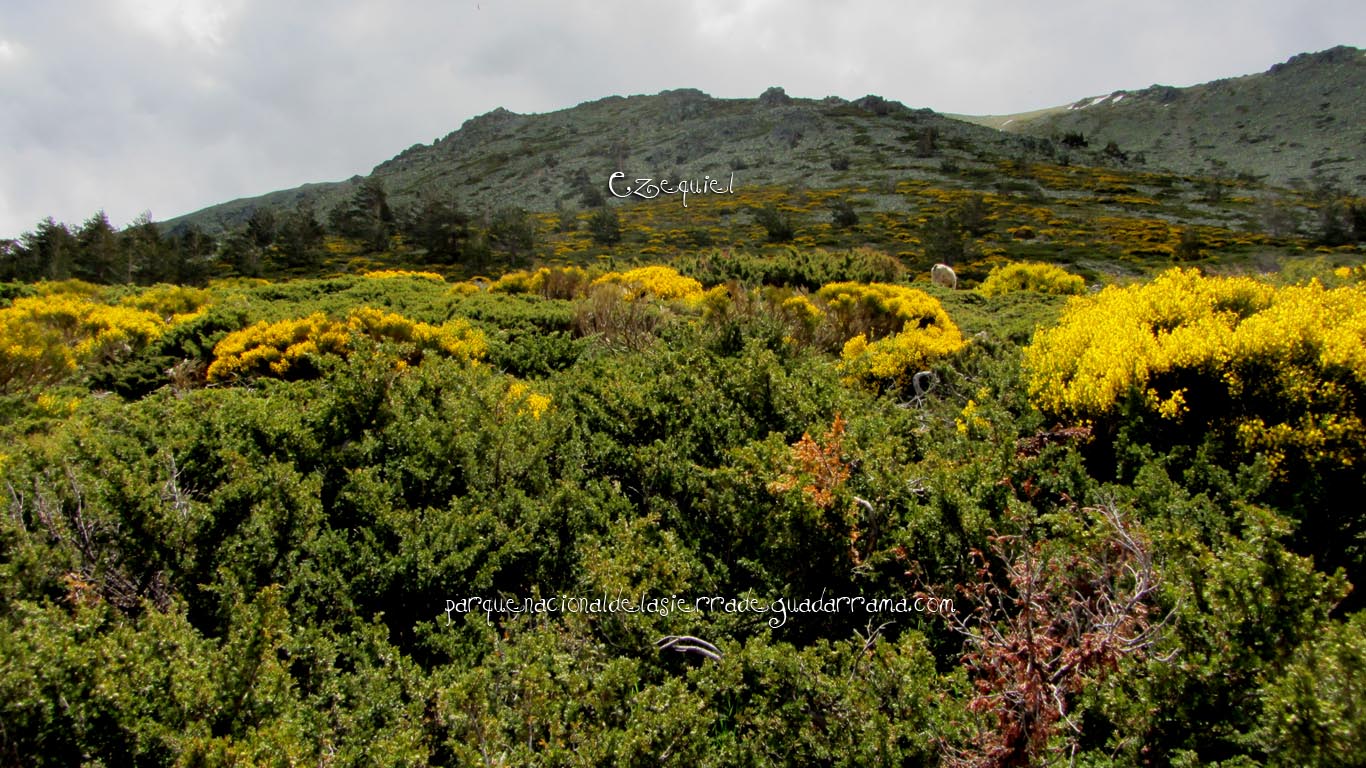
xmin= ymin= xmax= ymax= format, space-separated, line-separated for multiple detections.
xmin=165 ymin=47 xmax=1364 ymax=237
xmin=163 ymin=88 xmax=1056 ymax=235
xmin=959 ymin=46 xmax=1365 ymax=187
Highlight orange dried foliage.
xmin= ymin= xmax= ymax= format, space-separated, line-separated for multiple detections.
xmin=768 ymin=414 xmax=850 ymax=510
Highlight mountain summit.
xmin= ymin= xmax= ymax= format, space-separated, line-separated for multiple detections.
xmin=166 ymin=87 xmax=1039 ymax=235
xmin=166 ymin=47 xmax=1364 ymax=236
xmin=959 ymin=46 xmax=1365 ymax=187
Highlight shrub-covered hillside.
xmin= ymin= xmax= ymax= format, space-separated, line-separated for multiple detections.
xmin=1 ymin=255 xmax=1365 ymax=766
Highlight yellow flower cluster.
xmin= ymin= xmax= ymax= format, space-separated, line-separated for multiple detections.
xmin=955 ymin=395 xmax=992 ymax=437
xmin=207 ymin=313 xmax=348 ymax=381
xmin=207 ymin=308 xmax=486 ymax=382
xmin=502 ymin=380 xmax=552 ymax=420
xmin=1025 ymin=268 xmax=1366 ymax=469
xmin=324 ymin=236 xmax=363 ymax=256
xmin=490 ymin=266 xmax=590 ymax=298
xmin=815 ymin=282 xmax=965 ymax=387
xmin=120 ymin=284 xmax=215 ymax=322
xmin=1333 ymin=265 xmax=1365 ymax=283
xmin=0 ymin=294 xmax=167 ymax=391
xmin=35 ymin=392 xmax=81 ymax=417
xmin=816 ymin=281 xmax=956 ymax=339
xmin=489 ymin=270 xmax=540 ymax=294
xmin=780 ymin=294 xmax=823 ymax=330
xmin=1108 ymin=195 xmax=1160 ymax=207
xmin=34 ymin=279 xmax=105 ymax=298
xmin=1004 ymin=161 xmax=1175 ymax=195
xmin=591 ymin=266 xmax=704 ymax=302
xmin=697 ymin=284 xmax=735 ymax=322
xmin=1094 ymin=216 xmax=1174 ymax=258
xmin=362 ymin=269 xmax=446 ymax=282
xmin=978 ymin=262 xmax=1086 ymax=297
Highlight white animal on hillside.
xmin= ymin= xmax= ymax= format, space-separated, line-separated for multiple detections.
xmin=930 ymin=263 xmax=957 ymax=289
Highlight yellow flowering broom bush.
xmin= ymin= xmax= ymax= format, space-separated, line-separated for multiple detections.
xmin=815 ymin=282 xmax=965 ymax=388
xmin=0 ymin=294 xmax=167 ymax=391
xmin=778 ymin=293 xmax=824 ymax=344
xmin=489 ymin=269 xmax=541 ymax=295
xmin=591 ymin=265 xmax=704 ymax=302
xmin=978 ymin=262 xmax=1086 ymax=297
xmin=207 ymin=308 xmax=486 ymax=382
xmin=502 ymin=380 xmax=552 ymax=420
xmin=119 ymin=284 xmax=215 ymax=321
xmin=1025 ymin=268 xmax=1366 ymax=470
xmin=490 ymin=266 xmax=590 ymax=299
xmin=361 ymin=269 xmax=446 ymax=282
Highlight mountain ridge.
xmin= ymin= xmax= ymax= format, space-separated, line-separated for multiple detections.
xmin=166 ymin=87 xmax=1050 ymax=235
xmin=164 ymin=46 xmax=1365 ymax=236
xmin=954 ymin=46 xmax=1365 ymax=187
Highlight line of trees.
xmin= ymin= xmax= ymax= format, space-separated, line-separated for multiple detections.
xmin=0 ymin=178 xmax=541 ymax=284
xmin=0 ymin=212 xmax=215 ymax=285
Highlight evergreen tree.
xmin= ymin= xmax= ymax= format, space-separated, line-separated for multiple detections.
xmin=957 ymin=193 xmax=992 ymax=237
xmin=74 ymin=211 xmax=119 ymax=283
xmin=119 ymin=212 xmax=166 ymax=284
xmin=0 ymin=237 xmax=21 ymax=281
xmin=168 ymin=225 xmax=215 ymax=284
xmin=329 ymin=177 xmax=395 ymax=251
xmin=485 ymin=206 xmax=536 ymax=265
xmin=23 ymin=217 xmax=77 ymax=280
xmin=403 ymin=197 xmax=473 ymax=264
xmin=276 ymin=204 xmax=325 ymax=269
xmin=922 ymin=211 xmax=967 ymax=265
xmin=245 ymin=207 xmax=278 ymax=250
xmin=570 ymin=168 xmax=604 ymax=208
xmin=830 ymin=199 xmax=859 ymax=229
xmin=914 ymin=126 xmax=938 ymax=158
xmin=222 ymin=230 xmax=264 ymax=277
xmin=753 ymin=204 xmax=795 ymax=243
xmin=587 ymin=205 xmax=622 ymax=246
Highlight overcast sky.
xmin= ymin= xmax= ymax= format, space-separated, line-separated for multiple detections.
xmin=0 ymin=0 xmax=1360 ymax=238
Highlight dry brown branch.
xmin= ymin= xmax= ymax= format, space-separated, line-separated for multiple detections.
xmin=941 ymin=502 xmax=1169 ymax=767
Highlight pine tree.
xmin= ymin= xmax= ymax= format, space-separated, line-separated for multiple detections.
xmin=75 ymin=211 xmax=119 ymax=283
xmin=329 ymin=177 xmax=395 ymax=251
xmin=404 ymin=197 xmax=473 ymax=264
xmin=485 ymin=206 xmax=536 ymax=265
xmin=587 ymin=206 xmax=622 ymax=245
xmin=23 ymin=217 xmax=77 ymax=280
xmin=120 ymin=212 xmax=166 ymax=284
xmin=276 ymin=204 xmax=325 ymax=269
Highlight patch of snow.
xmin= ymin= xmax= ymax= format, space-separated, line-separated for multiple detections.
xmin=1112 ymin=94 xmax=1124 ymax=104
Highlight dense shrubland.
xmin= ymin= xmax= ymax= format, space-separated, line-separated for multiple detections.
xmin=6 ymin=154 xmax=1360 ymax=296
xmin=0 ymin=252 xmax=1363 ymax=766
xmin=2 ymin=88 xmax=1363 ymax=765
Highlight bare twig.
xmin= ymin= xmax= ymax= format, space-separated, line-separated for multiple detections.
xmin=897 ymin=370 xmax=939 ymax=409
xmin=942 ymin=502 xmax=1172 ymax=767
xmin=655 ymin=635 xmax=723 ymax=662
xmin=847 ymin=620 xmax=893 ymax=681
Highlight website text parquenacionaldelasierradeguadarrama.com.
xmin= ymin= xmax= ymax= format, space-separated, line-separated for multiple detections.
xmin=445 ymin=591 xmax=955 ymax=629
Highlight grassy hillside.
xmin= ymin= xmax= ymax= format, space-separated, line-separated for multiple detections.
xmin=959 ymin=46 xmax=1366 ymax=188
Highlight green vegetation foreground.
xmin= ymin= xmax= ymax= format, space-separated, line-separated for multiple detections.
xmin=1 ymin=261 xmax=1365 ymax=766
